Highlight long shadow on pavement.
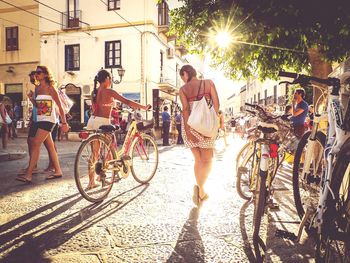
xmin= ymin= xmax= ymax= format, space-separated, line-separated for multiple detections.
xmin=239 ymin=200 xmax=258 ymax=263
xmin=166 ymin=207 xmax=204 ymax=263
xmin=0 ymin=184 xmax=149 ymax=263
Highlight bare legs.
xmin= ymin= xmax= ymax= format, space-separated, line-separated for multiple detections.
xmin=191 ymin=147 xmax=213 ymax=199
xmin=21 ymin=129 xmax=62 ymax=181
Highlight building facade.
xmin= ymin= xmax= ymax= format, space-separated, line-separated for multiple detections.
xmin=0 ymin=1 xmax=40 ymax=123
xmin=38 ymin=0 xmax=186 ymax=130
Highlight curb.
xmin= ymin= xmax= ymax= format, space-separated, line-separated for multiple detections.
xmin=0 ymin=151 xmax=27 ymax=162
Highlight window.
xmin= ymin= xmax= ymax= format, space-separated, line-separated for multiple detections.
xmin=105 ymin=41 xmax=121 ymax=68
xmin=158 ymin=0 xmax=169 ymax=26
xmin=108 ymin=0 xmax=120 ymax=10
xmin=65 ymin=44 xmax=80 ymax=71
xmin=6 ymin=27 xmax=18 ymax=51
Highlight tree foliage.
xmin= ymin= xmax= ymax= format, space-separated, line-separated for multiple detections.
xmin=170 ymin=0 xmax=350 ymax=80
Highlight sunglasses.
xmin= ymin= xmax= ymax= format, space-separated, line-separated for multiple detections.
xmin=35 ymin=70 xmax=44 ymax=75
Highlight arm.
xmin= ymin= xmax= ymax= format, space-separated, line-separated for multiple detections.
xmin=0 ymin=104 xmax=6 ymax=122
xmin=48 ymin=86 xmax=69 ymax=132
xmin=179 ymin=88 xmax=198 ymax=143
xmin=208 ymin=80 xmax=220 ymax=114
xmin=108 ymin=89 xmax=151 ymax=110
xmin=291 ymin=102 xmax=305 ymax=117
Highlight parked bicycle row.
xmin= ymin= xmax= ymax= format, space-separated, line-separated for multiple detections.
xmin=235 ymin=71 xmax=350 ymax=262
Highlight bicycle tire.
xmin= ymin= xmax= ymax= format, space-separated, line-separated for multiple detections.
xmin=293 ymin=131 xmax=326 ymax=220
xmin=316 ymin=140 xmax=350 ymax=263
xmin=74 ymin=134 xmax=117 ymax=203
xmin=236 ymin=151 xmax=255 ymax=200
xmin=236 ymin=142 xmax=278 ymax=200
xmin=253 ymin=171 xmax=267 ymax=261
xmin=130 ymin=133 xmax=159 ymax=184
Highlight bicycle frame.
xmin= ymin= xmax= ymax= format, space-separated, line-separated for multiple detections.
xmin=313 ymin=90 xmax=350 ymax=232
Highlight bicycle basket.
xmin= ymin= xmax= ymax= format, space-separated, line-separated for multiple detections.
xmin=137 ymin=119 xmax=154 ymax=131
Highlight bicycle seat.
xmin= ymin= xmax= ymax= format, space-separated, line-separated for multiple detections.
xmin=257 ymin=122 xmax=279 ymax=134
xmin=98 ymin=125 xmax=120 ymax=132
xmin=136 ymin=120 xmax=154 ymax=131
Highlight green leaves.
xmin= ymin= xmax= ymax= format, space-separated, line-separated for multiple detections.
xmin=170 ymin=0 xmax=350 ymax=80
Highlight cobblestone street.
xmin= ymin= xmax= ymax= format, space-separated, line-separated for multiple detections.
xmin=0 ymin=135 xmax=314 ymax=262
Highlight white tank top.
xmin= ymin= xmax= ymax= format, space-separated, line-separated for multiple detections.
xmin=35 ymin=94 xmax=57 ymax=123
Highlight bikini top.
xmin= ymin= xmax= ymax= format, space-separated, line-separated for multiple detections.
xmin=186 ymin=80 xmax=212 ymax=103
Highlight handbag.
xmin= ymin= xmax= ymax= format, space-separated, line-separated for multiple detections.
xmin=0 ymin=104 xmax=12 ymax=124
xmin=58 ymin=88 xmax=74 ymax=114
xmin=187 ymin=80 xmax=218 ymax=137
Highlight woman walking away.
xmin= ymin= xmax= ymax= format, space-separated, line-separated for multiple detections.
xmin=86 ymin=69 xmax=151 ymax=189
xmin=16 ymin=66 xmax=69 ymax=183
xmin=179 ymin=65 xmax=220 ymax=206
xmin=0 ymin=94 xmax=9 ymax=150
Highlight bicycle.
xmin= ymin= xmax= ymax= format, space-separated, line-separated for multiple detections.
xmin=278 ymin=71 xmax=350 ymax=262
xmin=241 ymin=103 xmax=293 ymax=261
xmin=74 ymin=109 xmax=159 ymax=203
xmin=236 ymin=105 xmax=294 ymax=201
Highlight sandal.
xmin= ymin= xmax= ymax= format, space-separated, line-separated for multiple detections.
xmin=15 ymin=176 xmax=32 ymax=184
xmin=17 ymin=168 xmax=39 ymax=176
xmin=46 ymin=174 xmax=62 ymax=180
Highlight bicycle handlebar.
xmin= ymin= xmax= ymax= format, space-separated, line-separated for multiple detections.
xmin=278 ymin=71 xmax=340 ymax=95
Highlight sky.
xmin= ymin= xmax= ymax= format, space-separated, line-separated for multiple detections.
xmin=185 ymin=54 xmax=245 ymax=103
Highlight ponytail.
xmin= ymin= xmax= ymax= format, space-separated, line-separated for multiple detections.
xmin=92 ymin=75 xmax=98 ymax=103
xmin=91 ymin=69 xmax=111 ymax=103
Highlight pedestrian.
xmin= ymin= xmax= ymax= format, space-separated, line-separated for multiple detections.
xmin=179 ymin=64 xmax=220 ymax=206
xmin=218 ymin=110 xmax=228 ymax=146
xmin=86 ymin=69 xmax=151 ymax=189
xmin=13 ymin=102 xmax=21 ymax=137
xmin=308 ymin=104 xmax=314 ymax=129
xmin=161 ymin=106 xmax=171 ymax=146
xmin=291 ymin=88 xmax=309 ymax=138
xmin=5 ymin=104 xmax=14 ymax=139
xmin=0 ymin=94 xmax=9 ymax=150
xmin=16 ymin=66 xmax=69 ymax=183
xmin=175 ymin=110 xmax=184 ymax=144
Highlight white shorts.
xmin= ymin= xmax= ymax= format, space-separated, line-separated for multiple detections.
xmin=86 ymin=116 xmax=110 ymax=130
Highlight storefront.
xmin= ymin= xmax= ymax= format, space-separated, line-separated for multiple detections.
xmin=63 ymin=83 xmax=82 ymax=131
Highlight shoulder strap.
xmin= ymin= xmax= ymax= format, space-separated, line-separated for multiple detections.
xmin=196 ymin=80 xmax=203 ymax=100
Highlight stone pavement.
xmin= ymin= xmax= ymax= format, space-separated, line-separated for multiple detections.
xmin=0 ymin=134 xmax=314 ymax=262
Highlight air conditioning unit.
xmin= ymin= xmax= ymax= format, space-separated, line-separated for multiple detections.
xmin=166 ymin=48 xmax=174 ymax=59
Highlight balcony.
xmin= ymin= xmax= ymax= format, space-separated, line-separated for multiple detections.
xmin=62 ymin=10 xmax=82 ymax=30
xmin=158 ymin=70 xmax=179 ymax=94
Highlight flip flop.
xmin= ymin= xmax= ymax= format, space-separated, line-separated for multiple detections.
xmin=15 ymin=176 xmax=32 ymax=184
xmin=43 ymin=168 xmax=55 ymax=173
xmin=46 ymin=174 xmax=62 ymax=180
xmin=17 ymin=168 xmax=39 ymax=176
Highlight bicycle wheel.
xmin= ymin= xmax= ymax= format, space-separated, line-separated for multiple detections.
xmin=293 ymin=131 xmax=326 ymax=220
xmin=236 ymin=151 xmax=256 ymax=200
xmin=130 ymin=133 xmax=159 ymax=184
xmin=316 ymin=141 xmax=350 ymax=263
xmin=74 ymin=134 xmax=117 ymax=203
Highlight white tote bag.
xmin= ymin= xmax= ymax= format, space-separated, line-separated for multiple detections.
xmin=187 ymin=80 xmax=218 ymax=138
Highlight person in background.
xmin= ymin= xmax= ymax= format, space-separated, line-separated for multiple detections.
xmin=308 ymin=104 xmax=314 ymax=129
xmin=218 ymin=110 xmax=228 ymax=146
xmin=175 ymin=110 xmax=183 ymax=144
xmin=0 ymin=94 xmax=9 ymax=150
xmin=5 ymin=104 xmax=14 ymax=139
xmin=179 ymin=64 xmax=220 ymax=207
xmin=13 ymin=102 xmax=21 ymax=138
xmin=291 ymin=88 xmax=309 ymax=138
xmin=162 ymin=106 xmax=171 ymax=146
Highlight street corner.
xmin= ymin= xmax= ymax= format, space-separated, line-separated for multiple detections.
xmin=0 ymin=150 xmax=26 ymax=162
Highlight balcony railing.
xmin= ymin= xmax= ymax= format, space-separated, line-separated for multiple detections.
xmin=62 ymin=10 xmax=82 ymax=30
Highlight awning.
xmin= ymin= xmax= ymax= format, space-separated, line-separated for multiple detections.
xmin=122 ymin=92 xmax=140 ymax=101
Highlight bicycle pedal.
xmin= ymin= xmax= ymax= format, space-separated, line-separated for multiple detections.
xmin=267 ymin=202 xmax=280 ymax=210
xmin=275 ymin=229 xmax=297 ymax=241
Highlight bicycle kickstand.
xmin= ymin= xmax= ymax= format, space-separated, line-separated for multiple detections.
xmin=295 ymin=206 xmax=315 ymax=243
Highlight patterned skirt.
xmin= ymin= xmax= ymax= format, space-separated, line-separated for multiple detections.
xmin=181 ymin=117 xmax=216 ymax=149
